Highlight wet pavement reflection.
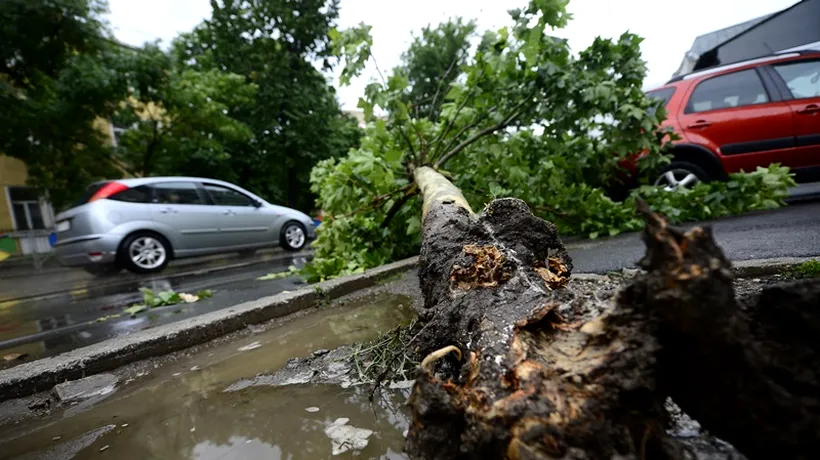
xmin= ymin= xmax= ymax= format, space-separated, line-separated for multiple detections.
xmin=0 ymin=254 xmax=312 ymax=366
xmin=0 ymin=292 xmax=416 ymax=459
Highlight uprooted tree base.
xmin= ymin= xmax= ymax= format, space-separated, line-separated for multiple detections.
xmin=405 ymin=167 xmax=820 ymax=459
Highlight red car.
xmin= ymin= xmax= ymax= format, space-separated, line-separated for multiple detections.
xmin=643 ymin=49 xmax=820 ymax=189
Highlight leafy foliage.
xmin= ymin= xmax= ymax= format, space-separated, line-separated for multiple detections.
xmin=397 ymin=18 xmax=477 ymax=120
xmin=113 ymin=43 xmax=257 ymax=178
xmin=134 ymin=287 xmax=213 ymax=312
xmin=790 ymin=259 xmax=820 ymax=279
xmin=0 ymin=0 xmax=128 ymax=208
xmin=2 ymin=0 xmax=357 ymax=212
xmin=304 ymin=0 xmax=794 ymax=282
xmin=173 ymin=0 xmax=361 ymax=211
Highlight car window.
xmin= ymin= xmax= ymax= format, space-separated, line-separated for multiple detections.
xmin=773 ymin=60 xmax=820 ymax=99
xmin=153 ymin=182 xmax=204 ymax=205
xmin=109 ymin=185 xmax=153 ymax=203
xmin=686 ymin=69 xmax=769 ymax=114
xmin=203 ymin=184 xmax=256 ymax=206
xmin=73 ymin=182 xmax=108 ymax=207
xmin=645 ymin=87 xmax=676 ymax=116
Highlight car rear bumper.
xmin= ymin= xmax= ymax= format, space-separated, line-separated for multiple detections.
xmin=54 ymin=233 xmax=122 ymax=267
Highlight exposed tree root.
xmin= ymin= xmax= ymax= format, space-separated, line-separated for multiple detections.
xmin=624 ymin=202 xmax=820 ymax=459
xmin=405 ymin=167 xmax=820 ymax=459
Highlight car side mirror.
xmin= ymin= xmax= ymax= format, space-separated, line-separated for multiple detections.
xmin=253 ymin=200 xmax=263 ymax=208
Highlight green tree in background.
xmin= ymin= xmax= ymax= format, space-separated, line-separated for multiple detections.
xmin=173 ymin=0 xmax=361 ymax=212
xmin=113 ymin=43 xmax=257 ymax=178
xmin=398 ymin=18 xmax=477 ymax=121
xmin=0 ymin=0 xmax=127 ymax=208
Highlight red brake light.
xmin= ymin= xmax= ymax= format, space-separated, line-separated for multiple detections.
xmin=89 ymin=182 xmax=129 ymax=202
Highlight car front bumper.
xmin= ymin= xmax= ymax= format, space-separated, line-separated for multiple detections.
xmin=54 ymin=233 xmax=122 ymax=267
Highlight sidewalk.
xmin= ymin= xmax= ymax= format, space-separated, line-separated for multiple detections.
xmin=0 ymin=248 xmax=308 ymax=303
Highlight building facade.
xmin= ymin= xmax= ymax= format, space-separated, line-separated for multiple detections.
xmin=673 ymin=0 xmax=820 ymax=79
xmin=0 ymin=117 xmax=122 ymax=259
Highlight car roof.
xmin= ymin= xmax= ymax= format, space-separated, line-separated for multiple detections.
xmin=106 ymin=177 xmax=239 ymax=188
xmin=667 ymin=49 xmax=820 ymax=84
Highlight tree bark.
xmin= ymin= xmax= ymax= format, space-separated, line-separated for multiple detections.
xmin=405 ymin=168 xmax=820 ymax=459
xmin=406 ymin=167 xmax=677 ymax=459
xmin=621 ymin=204 xmax=820 ymax=459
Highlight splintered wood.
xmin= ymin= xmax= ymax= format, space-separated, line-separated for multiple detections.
xmin=449 ymin=245 xmax=509 ymax=290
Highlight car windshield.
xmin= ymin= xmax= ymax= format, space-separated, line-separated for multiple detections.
xmin=645 ymin=87 xmax=676 ymax=116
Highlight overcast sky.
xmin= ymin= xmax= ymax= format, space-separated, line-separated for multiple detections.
xmin=107 ymin=0 xmax=798 ymax=110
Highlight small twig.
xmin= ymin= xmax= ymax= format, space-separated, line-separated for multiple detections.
xmin=381 ymin=185 xmax=419 ymax=228
xmin=428 ymin=88 xmax=479 ymax=163
xmin=397 ymin=126 xmax=417 ymax=160
xmin=427 ymin=54 xmax=460 ymax=120
xmin=368 ymin=320 xmax=428 ymax=401
xmin=332 ymin=184 xmax=414 ymax=220
xmin=434 ymin=91 xmax=535 ymax=170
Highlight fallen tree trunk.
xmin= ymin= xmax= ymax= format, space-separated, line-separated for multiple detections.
xmin=406 ymin=167 xmax=679 ymax=459
xmin=405 ymin=167 xmax=820 ymax=459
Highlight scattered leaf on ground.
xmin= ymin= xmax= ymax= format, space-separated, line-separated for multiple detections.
xmin=124 ymin=305 xmax=148 ymax=317
xmin=197 ymin=289 xmax=214 ymax=299
xmin=305 ymin=407 xmax=320 ymax=413
xmin=96 ymin=314 xmax=121 ymax=322
xmin=179 ymin=293 xmax=199 ymax=303
xmin=3 ymin=353 xmax=26 ymax=361
xmin=256 ymin=271 xmax=290 ymax=280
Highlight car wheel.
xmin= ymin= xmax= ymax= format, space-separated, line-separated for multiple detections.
xmin=119 ymin=232 xmax=171 ymax=274
xmin=654 ymin=161 xmax=710 ymax=191
xmin=83 ymin=264 xmax=121 ymax=277
xmin=280 ymin=221 xmax=307 ymax=251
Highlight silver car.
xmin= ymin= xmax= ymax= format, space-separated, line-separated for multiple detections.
xmin=54 ymin=177 xmax=315 ymax=275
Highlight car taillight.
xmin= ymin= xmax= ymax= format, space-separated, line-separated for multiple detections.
xmin=89 ymin=182 xmax=129 ymax=202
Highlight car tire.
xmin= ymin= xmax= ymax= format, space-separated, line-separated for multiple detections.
xmin=280 ymin=221 xmax=307 ymax=251
xmin=83 ymin=264 xmax=121 ymax=277
xmin=118 ymin=232 xmax=171 ymax=274
xmin=654 ymin=161 xmax=710 ymax=191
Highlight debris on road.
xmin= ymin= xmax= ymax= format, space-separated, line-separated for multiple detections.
xmin=53 ymin=373 xmax=119 ymax=403
xmin=237 ymin=341 xmax=261 ymax=352
xmin=324 ymin=417 xmax=373 ymax=455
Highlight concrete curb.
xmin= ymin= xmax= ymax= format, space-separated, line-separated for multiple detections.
xmin=0 ymin=256 xmax=418 ymax=403
xmin=731 ymin=256 xmax=816 ymax=278
xmin=572 ymin=257 xmax=815 ymax=280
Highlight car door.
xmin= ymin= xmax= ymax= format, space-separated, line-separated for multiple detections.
xmin=149 ymin=181 xmax=223 ymax=256
xmin=201 ymin=183 xmax=272 ymax=248
xmin=770 ymin=58 xmax=820 ymax=170
xmin=677 ymin=68 xmax=797 ymax=174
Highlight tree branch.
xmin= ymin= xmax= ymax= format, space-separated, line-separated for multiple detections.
xmin=396 ymin=126 xmax=417 ymax=160
xmin=381 ymin=184 xmax=419 ymax=228
xmin=433 ymin=95 xmax=534 ymax=169
xmin=428 ymin=87 xmax=477 ymax=162
xmin=332 ymin=184 xmax=414 ymax=220
xmin=427 ymin=54 xmax=460 ymax=120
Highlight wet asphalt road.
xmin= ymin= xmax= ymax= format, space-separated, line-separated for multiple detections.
xmin=0 ymin=252 xmax=311 ymax=365
xmin=1 ymin=200 xmax=819 ymax=366
xmin=566 ymin=200 xmax=820 ymax=273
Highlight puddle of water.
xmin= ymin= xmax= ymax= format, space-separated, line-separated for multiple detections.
xmin=0 ymin=293 xmax=415 ymax=459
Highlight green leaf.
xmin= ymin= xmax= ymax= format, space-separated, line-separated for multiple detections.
xmin=124 ymin=305 xmax=148 ymax=317
xmin=384 ymin=149 xmax=402 ymax=163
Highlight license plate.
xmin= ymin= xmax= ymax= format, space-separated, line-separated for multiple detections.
xmin=56 ymin=220 xmax=70 ymax=232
